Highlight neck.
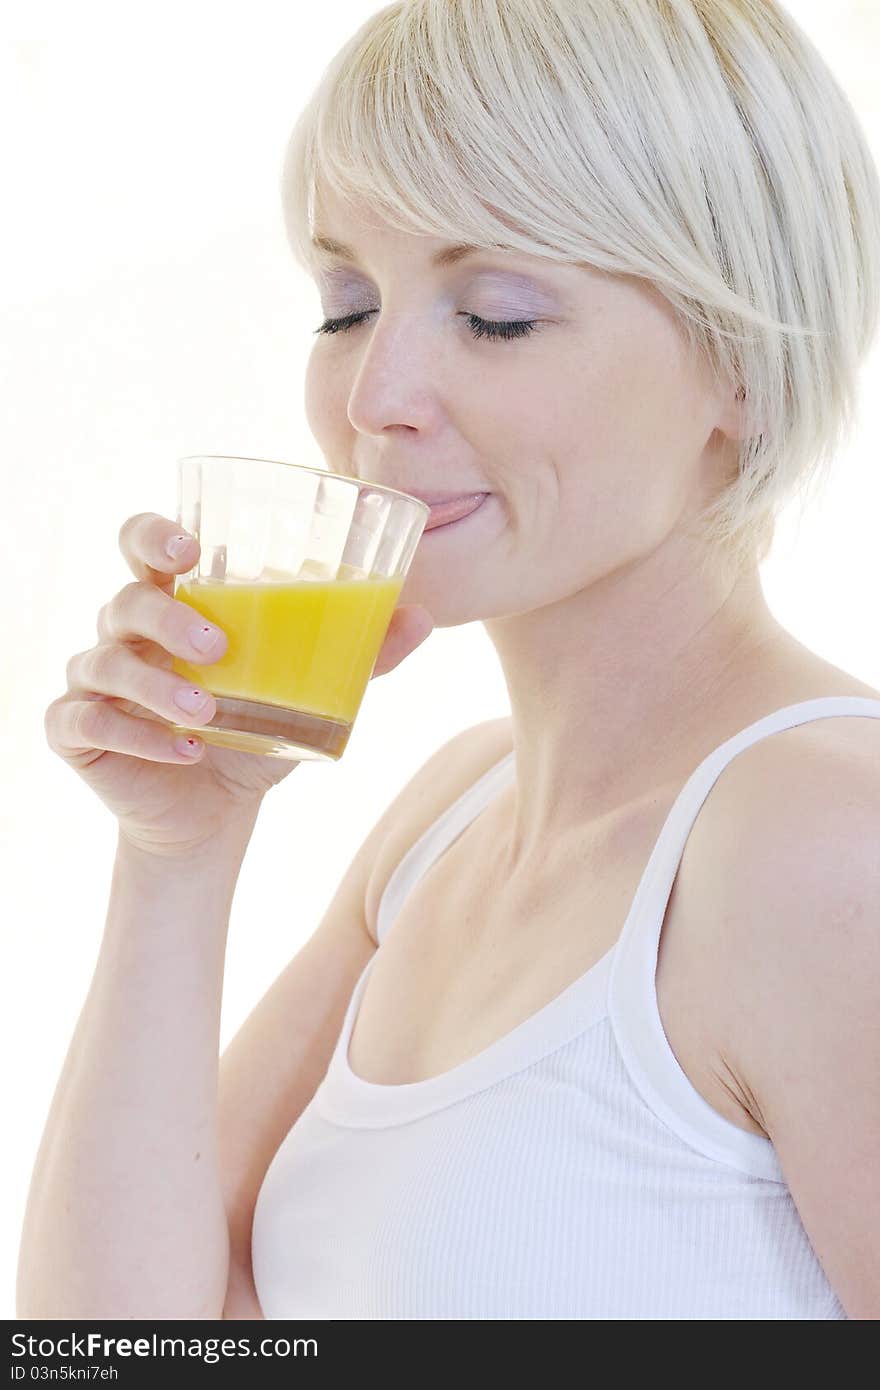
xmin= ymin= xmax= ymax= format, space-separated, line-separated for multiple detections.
xmin=483 ymin=540 xmax=789 ymax=879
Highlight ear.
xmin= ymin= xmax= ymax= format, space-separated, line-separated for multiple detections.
xmin=716 ymin=383 xmax=765 ymax=445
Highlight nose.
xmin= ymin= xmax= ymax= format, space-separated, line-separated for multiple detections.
xmin=345 ymin=310 xmax=444 ymax=438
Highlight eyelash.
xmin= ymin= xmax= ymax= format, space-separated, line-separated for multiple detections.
xmin=313 ymin=310 xmax=540 ymax=342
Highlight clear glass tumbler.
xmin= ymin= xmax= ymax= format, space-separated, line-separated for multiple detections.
xmin=168 ymin=455 xmax=430 ymax=762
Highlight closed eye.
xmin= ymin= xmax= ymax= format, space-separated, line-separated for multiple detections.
xmin=314 ymin=310 xmax=542 ymax=342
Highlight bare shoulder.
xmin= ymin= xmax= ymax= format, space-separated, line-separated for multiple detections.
xmin=364 ymin=716 xmax=514 ymax=945
xmin=681 ymin=696 xmax=880 ymax=915
xmin=681 ymin=704 xmax=880 ymax=1318
xmin=674 ymin=699 xmax=880 ymax=1121
xmin=695 ymin=698 xmax=880 ymax=835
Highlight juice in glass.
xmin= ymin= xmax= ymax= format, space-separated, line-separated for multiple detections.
xmin=171 ymin=566 xmax=404 ymax=759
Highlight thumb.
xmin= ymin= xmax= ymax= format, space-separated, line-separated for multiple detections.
xmin=372 ymin=603 xmax=435 ymax=678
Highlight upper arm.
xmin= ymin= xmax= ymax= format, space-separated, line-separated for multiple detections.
xmin=219 ymin=716 xmax=513 ymax=1319
xmin=702 ymin=721 xmax=880 ymax=1320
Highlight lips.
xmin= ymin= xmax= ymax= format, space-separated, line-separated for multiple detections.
xmin=422 ymin=493 xmax=489 ymax=531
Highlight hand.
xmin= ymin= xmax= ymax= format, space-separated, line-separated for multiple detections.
xmin=44 ymin=513 xmax=435 ymax=857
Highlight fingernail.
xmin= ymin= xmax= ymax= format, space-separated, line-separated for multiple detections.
xmin=188 ymin=622 xmax=222 ymax=652
xmin=174 ymin=736 xmax=203 ymax=757
xmin=174 ymin=686 xmax=211 ymax=714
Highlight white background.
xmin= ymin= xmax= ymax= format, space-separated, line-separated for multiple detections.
xmin=2 ymin=1 xmax=878 ymax=1318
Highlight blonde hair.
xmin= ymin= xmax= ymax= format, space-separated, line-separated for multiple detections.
xmin=280 ymin=0 xmax=880 ymax=579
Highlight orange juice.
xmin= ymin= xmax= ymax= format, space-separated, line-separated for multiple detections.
xmin=172 ymin=571 xmax=404 ymax=724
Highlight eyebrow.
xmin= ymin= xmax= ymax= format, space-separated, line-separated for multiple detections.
xmin=310 ymin=232 xmax=488 ymax=270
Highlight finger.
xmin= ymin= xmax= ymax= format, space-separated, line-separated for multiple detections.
xmin=94 ymin=583 xmax=227 ymax=662
xmin=372 ymin=604 xmax=434 ymax=678
xmin=45 ymin=695 xmax=205 ymax=764
xmin=65 ymin=643 xmax=217 ymax=728
xmin=118 ymin=512 xmax=200 ymax=594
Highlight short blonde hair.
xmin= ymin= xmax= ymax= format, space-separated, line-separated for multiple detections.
xmin=280 ymin=0 xmax=880 ymax=578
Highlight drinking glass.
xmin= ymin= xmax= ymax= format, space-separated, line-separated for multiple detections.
xmin=168 ymin=455 xmax=430 ymax=762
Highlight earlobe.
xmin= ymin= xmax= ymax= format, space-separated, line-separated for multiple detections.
xmin=717 ymin=382 xmax=763 ymax=445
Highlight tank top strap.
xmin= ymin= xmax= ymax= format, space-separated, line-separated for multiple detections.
xmin=607 ymin=694 xmax=880 ymax=1179
xmin=375 ymin=748 xmax=516 ymax=947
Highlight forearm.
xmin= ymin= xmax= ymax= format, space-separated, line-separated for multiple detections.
xmin=16 ymin=811 xmax=261 ymax=1320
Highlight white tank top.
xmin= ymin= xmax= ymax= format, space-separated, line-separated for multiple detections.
xmin=252 ymin=696 xmax=880 ymax=1319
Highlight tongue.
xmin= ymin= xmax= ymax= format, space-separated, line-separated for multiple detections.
xmin=424 ymin=494 xmax=486 ymax=530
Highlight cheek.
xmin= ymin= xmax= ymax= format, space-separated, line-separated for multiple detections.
xmin=543 ymin=373 xmax=698 ymax=563
xmin=304 ymin=349 xmax=351 ymax=449
xmin=554 ymin=331 xmax=704 ymax=515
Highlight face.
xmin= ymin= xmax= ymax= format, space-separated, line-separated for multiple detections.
xmin=304 ymin=183 xmax=739 ymax=626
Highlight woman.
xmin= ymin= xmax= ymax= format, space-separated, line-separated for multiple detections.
xmin=21 ymin=0 xmax=880 ymax=1320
